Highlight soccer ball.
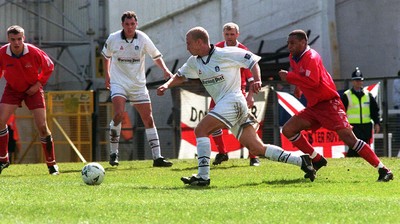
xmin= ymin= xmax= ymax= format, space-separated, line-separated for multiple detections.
xmin=81 ymin=162 xmax=105 ymax=185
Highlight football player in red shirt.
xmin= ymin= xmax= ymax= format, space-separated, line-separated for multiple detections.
xmin=0 ymin=25 xmax=58 ymax=175
xmin=279 ymin=29 xmax=393 ymax=182
xmin=211 ymin=22 xmax=260 ymax=166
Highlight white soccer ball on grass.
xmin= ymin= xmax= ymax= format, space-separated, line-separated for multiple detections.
xmin=81 ymin=162 xmax=105 ymax=185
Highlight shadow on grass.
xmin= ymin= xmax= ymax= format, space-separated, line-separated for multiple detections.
xmin=171 ymin=164 xmax=248 ymax=172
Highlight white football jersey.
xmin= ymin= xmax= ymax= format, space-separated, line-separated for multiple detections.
xmin=102 ymin=30 xmax=162 ymax=89
xmin=177 ymin=46 xmax=261 ymax=103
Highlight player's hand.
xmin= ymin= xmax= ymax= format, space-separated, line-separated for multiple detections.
xmin=374 ymin=124 xmax=380 ymax=133
xmin=105 ymin=80 xmax=110 ymax=90
xmin=25 ymin=82 xmax=41 ymax=96
xmin=105 ymin=75 xmax=111 ymax=90
xmin=164 ymin=71 xmax=173 ymax=81
xmin=253 ymin=81 xmax=262 ymax=94
xmin=157 ymin=84 xmax=168 ymax=96
xmin=294 ymin=86 xmax=302 ymax=99
xmin=246 ymin=96 xmax=254 ymax=108
xmin=278 ymin=70 xmax=288 ymax=81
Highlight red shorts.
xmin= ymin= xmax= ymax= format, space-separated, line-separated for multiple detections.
xmin=297 ymin=98 xmax=351 ymax=131
xmin=0 ymin=85 xmax=46 ymax=110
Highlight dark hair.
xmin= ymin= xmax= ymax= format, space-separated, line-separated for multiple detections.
xmin=289 ymin=29 xmax=308 ymax=42
xmin=121 ymin=11 xmax=138 ymax=22
xmin=7 ymin=25 xmax=24 ymax=36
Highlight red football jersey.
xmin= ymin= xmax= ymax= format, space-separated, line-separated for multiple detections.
xmin=286 ymin=46 xmax=339 ymax=107
xmin=0 ymin=43 xmax=54 ymax=92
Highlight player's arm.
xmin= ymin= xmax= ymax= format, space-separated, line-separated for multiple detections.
xmin=103 ymin=58 xmax=111 ymax=89
xmin=157 ymin=74 xmax=187 ymax=96
xmin=250 ymin=63 xmax=262 ymax=94
xmin=27 ymin=50 xmax=54 ymax=96
xmin=153 ymin=57 xmax=173 ymax=80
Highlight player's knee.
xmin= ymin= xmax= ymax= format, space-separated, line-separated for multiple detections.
xmin=194 ymin=126 xmax=208 ymax=137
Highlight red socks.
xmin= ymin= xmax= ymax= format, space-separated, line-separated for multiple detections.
xmin=41 ymin=135 xmax=56 ymax=166
xmin=212 ymin=134 xmax=227 ymax=154
xmin=353 ymin=140 xmax=380 ymax=167
xmin=0 ymin=127 xmax=9 ymax=163
xmin=289 ymin=133 xmax=322 ymax=162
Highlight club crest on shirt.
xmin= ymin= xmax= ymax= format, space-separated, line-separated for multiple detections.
xmin=215 ymin=66 xmax=220 ymax=72
xmin=135 ymin=46 xmax=139 ymax=50
xmin=120 ymin=46 xmax=124 ymax=50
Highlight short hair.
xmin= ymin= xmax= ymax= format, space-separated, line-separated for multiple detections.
xmin=121 ymin=11 xmax=138 ymax=22
xmin=288 ymin=29 xmax=308 ymax=42
xmin=7 ymin=25 xmax=24 ymax=36
xmin=223 ymin=22 xmax=239 ymax=33
xmin=187 ymin=26 xmax=209 ymax=44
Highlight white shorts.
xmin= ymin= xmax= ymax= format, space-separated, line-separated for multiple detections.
xmin=110 ymin=83 xmax=150 ymax=105
xmin=208 ymin=93 xmax=259 ymax=139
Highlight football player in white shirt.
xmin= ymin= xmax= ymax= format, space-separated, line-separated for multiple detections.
xmin=102 ymin=11 xmax=173 ymax=167
xmin=157 ymin=27 xmax=316 ymax=186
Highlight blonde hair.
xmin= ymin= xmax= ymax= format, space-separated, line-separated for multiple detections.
xmin=222 ymin=22 xmax=239 ymax=33
xmin=186 ymin=26 xmax=209 ymax=44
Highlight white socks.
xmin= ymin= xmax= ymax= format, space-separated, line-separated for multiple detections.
xmin=109 ymin=120 xmax=121 ymax=154
xmin=196 ymin=137 xmax=211 ymax=180
xmin=146 ymin=128 xmax=162 ymax=160
xmin=264 ymin=144 xmax=301 ymax=167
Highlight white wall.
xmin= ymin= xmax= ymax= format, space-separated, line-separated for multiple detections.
xmin=104 ymin=0 xmax=400 ymax=82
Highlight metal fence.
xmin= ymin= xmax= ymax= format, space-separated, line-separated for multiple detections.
xmin=12 ymin=77 xmax=399 ymax=164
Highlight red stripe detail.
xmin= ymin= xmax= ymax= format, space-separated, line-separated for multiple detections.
xmin=366 ymin=83 xmax=376 ymax=92
xmin=277 ymin=94 xmax=300 ymax=115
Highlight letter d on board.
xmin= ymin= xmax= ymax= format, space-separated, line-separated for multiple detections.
xmin=190 ymin=107 xmax=197 ymax=121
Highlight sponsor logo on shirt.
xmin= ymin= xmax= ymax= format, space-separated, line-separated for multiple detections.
xmin=117 ymin=57 xmax=140 ymax=63
xmin=25 ymin=63 xmax=33 ymax=68
xmin=201 ymin=75 xmax=225 ymax=86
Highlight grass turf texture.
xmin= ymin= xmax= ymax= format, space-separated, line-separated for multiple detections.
xmin=0 ymin=158 xmax=398 ymax=224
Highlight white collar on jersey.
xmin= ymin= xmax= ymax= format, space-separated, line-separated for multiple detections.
xmin=224 ymin=41 xmax=239 ymax=48
xmin=6 ymin=43 xmax=29 ymax=58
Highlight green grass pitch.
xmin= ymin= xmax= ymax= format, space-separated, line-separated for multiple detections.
xmin=0 ymin=158 xmax=398 ymax=223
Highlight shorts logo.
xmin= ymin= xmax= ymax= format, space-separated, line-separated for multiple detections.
xmin=244 ymin=53 xmax=251 ymax=59
xmin=215 ymin=66 xmax=220 ymax=72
